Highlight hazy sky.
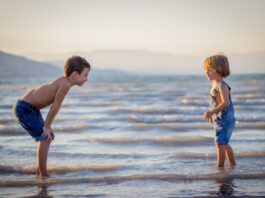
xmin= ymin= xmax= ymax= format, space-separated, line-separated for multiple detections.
xmin=1 ymin=0 xmax=265 ymax=57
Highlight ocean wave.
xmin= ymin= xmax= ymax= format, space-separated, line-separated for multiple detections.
xmin=109 ymin=107 xmax=203 ymax=116
xmin=236 ymin=151 xmax=265 ymax=158
xmin=8 ymin=115 xmax=122 ymax=124
xmin=236 ymin=115 xmax=265 ymax=122
xmin=6 ymin=115 xmax=265 ymax=125
xmin=48 ymin=150 xmax=265 ymax=160
xmin=48 ymin=165 xmax=125 ymax=174
xmin=233 ymin=88 xmax=265 ymax=95
xmin=62 ymin=100 xmax=128 ymax=107
xmin=0 ymin=117 xmax=16 ymax=123
xmin=234 ymin=94 xmax=265 ymax=100
xmin=129 ymin=121 xmax=265 ymax=131
xmin=130 ymin=114 xmax=265 ymax=124
xmin=236 ymin=122 xmax=265 ymax=129
xmin=235 ymin=105 xmax=265 ymax=111
xmin=0 ymin=104 xmax=13 ymax=109
xmin=234 ymin=100 xmax=265 ymax=106
xmin=0 ymin=172 xmax=264 ymax=187
xmin=53 ymin=124 xmax=91 ymax=132
xmin=129 ymin=114 xmax=203 ymax=123
xmin=0 ymin=165 xmax=35 ymax=174
xmin=130 ymin=122 xmax=211 ymax=131
xmin=170 ymin=151 xmax=265 ymax=159
xmin=0 ymin=164 xmax=125 ymax=175
xmin=181 ymin=97 xmax=265 ymax=108
xmin=50 ymin=152 xmax=151 ymax=159
xmin=181 ymin=99 xmax=208 ymax=107
xmin=1 ymin=121 xmax=265 ymax=138
xmin=0 ymin=124 xmax=96 ymax=136
xmin=87 ymin=135 xmax=212 ymax=146
xmin=0 ymin=125 xmax=25 ymax=136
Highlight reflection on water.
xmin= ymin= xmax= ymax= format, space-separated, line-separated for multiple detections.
xmin=23 ymin=185 xmax=52 ymax=198
xmin=37 ymin=185 xmax=52 ymax=198
xmin=216 ymin=177 xmax=236 ymax=197
xmin=214 ymin=167 xmax=237 ymax=197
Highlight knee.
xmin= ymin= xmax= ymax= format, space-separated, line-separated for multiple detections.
xmin=47 ymin=139 xmax=52 ymax=144
xmin=39 ymin=139 xmax=52 ymax=146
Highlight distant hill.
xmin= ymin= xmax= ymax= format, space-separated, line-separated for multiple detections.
xmin=0 ymin=51 xmax=61 ymax=78
xmin=25 ymin=49 xmax=265 ymax=75
xmin=0 ymin=51 xmax=131 ymax=79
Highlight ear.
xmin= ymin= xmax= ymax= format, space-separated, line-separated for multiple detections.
xmin=74 ymin=71 xmax=79 ymax=76
xmin=70 ymin=71 xmax=79 ymax=78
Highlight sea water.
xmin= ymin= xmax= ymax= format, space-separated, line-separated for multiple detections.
xmin=0 ymin=74 xmax=265 ymax=197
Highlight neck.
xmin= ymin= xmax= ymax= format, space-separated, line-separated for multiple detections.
xmin=213 ymin=75 xmax=223 ymax=84
xmin=65 ymin=76 xmax=75 ymax=86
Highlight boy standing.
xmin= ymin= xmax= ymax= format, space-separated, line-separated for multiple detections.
xmin=13 ymin=56 xmax=90 ymax=177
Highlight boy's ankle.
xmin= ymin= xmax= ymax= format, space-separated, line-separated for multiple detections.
xmin=39 ymin=174 xmax=50 ymax=178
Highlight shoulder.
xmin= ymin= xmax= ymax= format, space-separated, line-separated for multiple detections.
xmin=219 ymin=80 xmax=231 ymax=91
xmin=55 ymin=77 xmax=71 ymax=92
xmin=218 ymin=81 xmax=229 ymax=93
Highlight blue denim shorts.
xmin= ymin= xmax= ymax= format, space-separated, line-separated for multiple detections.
xmin=13 ymin=100 xmax=54 ymax=141
xmin=213 ymin=118 xmax=235 ymax=144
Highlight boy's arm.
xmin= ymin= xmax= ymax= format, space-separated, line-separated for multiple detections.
xmin=42 ymin=83 xmax=70 ymax=140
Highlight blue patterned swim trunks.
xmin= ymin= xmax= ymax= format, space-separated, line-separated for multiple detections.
xmin=13 ymin=100 xmax=54 ymax=141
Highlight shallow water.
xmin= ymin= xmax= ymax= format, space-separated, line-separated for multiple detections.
xmin=0 ymin=74 xmax=265 ymax=197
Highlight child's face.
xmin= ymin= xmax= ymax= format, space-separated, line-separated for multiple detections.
xmin=76 ymin=68 xmax=90 ymax=86
xmin=204 ymin=68 xmax=216 ymax=81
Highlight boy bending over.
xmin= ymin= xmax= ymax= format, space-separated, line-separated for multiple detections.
xmin=13 ymin=56 xmax=90 ymax=177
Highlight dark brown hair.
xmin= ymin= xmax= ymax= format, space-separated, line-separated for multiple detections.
xmin=64 ymin=56 xmax=90 ymax=77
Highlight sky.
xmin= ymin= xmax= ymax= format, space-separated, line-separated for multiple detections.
xmin=0 ymin=0 xmax=265 ymax=73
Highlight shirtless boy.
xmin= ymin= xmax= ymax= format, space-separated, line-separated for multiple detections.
xmin=13 ymin=56 xmax=90 ymax=177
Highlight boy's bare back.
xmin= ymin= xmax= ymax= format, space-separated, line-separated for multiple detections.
xmin=21 ymin=76 xmax=71 ymax=109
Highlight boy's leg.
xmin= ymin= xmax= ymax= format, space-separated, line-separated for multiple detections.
xmin=37 ymin=139 xmax=52 ymax=177
xmin=37 ymin=147 xmax=40 ymax=175
xmin=224 ymin=144 xmax=236 ymax=166
xmin=216 ymin=144 xmax=225 ymax=167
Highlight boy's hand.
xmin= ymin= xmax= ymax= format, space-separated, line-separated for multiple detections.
xmin=42 ymin=127 xmax=54 ymax=141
